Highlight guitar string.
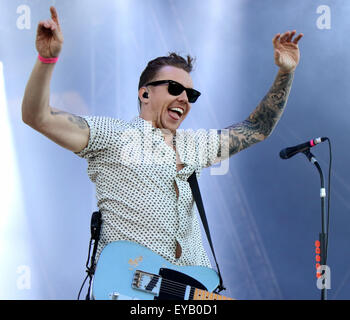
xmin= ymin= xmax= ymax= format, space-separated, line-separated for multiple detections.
xmin=146 ymin=276 xmax=188 ymax=298
xmin=159 ymin=285 xmax=217 ymax=300
xmin=136 ymin=273 xmax=223 ymax=299
xmin=139 ymin=274 xmax=216 ymax=299
xmin=137 ymin=273 xmax=191 ymax=298
xmin=150 ymin=274 xmax=190 ymax=291
xmin=154 ymin=285 xmax=213 ymax=300
xmin=158 ymin=283 xmax=222 ymax=300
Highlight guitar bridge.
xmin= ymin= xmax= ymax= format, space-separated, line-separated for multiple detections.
xmin=132 ymin=270 xmax=161 ymax=296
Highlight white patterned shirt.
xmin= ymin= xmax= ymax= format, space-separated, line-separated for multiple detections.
xmin=75 ymin=116 xmax=220 ymax=268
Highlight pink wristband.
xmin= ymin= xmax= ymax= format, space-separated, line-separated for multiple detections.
xmin=38 ymin=54 xmax=59 ymax=64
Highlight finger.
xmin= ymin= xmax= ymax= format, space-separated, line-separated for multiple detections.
xmin=293 ymin=33 xmax=304 ymax=44
xmin=38 ymin=20 xmax=51 ymax=30
xmin=48 ymin=19 xmax=57 ymax=29
xmin=272 ymin=33 xmax=281 ymax=47
xmin=40 ymin=19 xmax=57 ymax=31
xmin=45 ymin=19 xmax=61 ymax=38
xmin=286 ymin=30 xmax=296 ymax=42
xmin=280 ymin=31 xmax=291 ymax=43
xmin=37 ymin=20 xmax=60 ymax=40
xmin=50 ymin=6 xmax=61 ymax=29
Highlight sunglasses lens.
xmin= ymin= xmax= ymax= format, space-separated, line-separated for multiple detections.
xmin=188 ymin=91 xmax=200 ymax=103
xmin=168 ymin=81 xmax=184 ymax=96
xmin=168 ymin=81 xmax=200 ymax=103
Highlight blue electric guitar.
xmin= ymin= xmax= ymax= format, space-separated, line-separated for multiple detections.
xmin=91 ymin=240 xmax=233 ymax=300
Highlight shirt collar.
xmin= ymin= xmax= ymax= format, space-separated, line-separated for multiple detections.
xmin=131 ymin=116 xmax=181 ymax=142
xmin=130 ymin=116 xmax=195 ymax=174
xmin=130 ymin=116 xmax=163 ymax=136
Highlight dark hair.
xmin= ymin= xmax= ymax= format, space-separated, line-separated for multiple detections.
xmin=138 ymin=52 xmax=195 ymax=109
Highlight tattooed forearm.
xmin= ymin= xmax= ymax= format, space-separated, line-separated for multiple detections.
xmin=247 ymin=70 xmax=294 ymax=137
xmin=50 ymin=109 xmax=88 ymax=129
xmin=218 ymin=71 xmax=294 ymax=158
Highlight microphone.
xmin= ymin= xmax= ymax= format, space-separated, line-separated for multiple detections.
xmin=279 ymin=137 xmax=327 ymax=159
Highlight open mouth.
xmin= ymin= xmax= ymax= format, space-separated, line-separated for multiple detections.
xmin=168 ymin=107 xmax=184 ymax=121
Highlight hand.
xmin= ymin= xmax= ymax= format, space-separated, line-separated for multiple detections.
xmin=36 ymin=6 xmax=63 ymax=58
xmin=273 ymin=30 xmax=303 ymax=73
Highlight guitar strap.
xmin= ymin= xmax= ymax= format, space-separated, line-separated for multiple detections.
xmin=187 ymin=171 xmax=226 ymax=293
xmin=78 ymin=210 xmax=102 ymax=300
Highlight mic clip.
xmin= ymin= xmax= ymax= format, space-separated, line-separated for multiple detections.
xmin=303 ymin=149 xmax=318 ymax=164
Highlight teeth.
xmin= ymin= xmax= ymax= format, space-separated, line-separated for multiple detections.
xmin=169 ymin=107 xmax=184 ymax=115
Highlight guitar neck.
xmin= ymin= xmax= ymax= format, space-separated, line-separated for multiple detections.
xmin=192 ymin=288 xmax=234 ymax=300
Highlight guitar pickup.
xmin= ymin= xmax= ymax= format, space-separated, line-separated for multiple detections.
xmin=132 ymin=270 xmax=161 ymax=296
xmin=132 ymin=270 xmax=142 ymax=288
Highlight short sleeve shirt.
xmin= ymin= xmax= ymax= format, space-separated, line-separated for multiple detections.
xmin=75 ymin=116 xmax=220 ymax=268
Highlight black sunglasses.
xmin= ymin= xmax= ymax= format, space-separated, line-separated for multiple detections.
xmin=145 ymin=80 xmax=201 ymax=103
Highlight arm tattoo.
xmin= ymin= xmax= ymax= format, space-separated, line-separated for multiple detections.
xmin=218 ymin=71 xmax=294 ymax=158
xmin=50 ymin=109 xmax=88 ymax=129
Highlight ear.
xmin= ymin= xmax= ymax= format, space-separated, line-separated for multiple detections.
xmin=138 ymin=87 xmax=149 ymax=104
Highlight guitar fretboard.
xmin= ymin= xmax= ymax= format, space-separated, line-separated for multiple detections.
xmin=193 ymin=288 xmax=234 ymax=300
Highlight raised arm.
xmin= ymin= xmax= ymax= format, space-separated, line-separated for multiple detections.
xmin=22 ymin=6 xmax=89 ymax=153
xmin=218 ymin=30 xmax=303 ymax=158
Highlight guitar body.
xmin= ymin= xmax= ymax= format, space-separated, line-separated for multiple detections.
xmin=91 ymin=240 xmax=221 ymax=300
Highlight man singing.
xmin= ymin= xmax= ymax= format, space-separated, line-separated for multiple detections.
xmin=22 ymin=6 xmax=303 ymax=291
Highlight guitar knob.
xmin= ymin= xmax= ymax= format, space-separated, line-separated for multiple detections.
xmin=110 ymin=292 xmax=120 ymax=300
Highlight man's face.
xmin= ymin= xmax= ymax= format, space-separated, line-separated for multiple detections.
xmin=139 ymin=66 xmax=194 ymax=133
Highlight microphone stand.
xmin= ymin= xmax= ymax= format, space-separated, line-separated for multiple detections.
xmin=303 ymin=149 xmax=328 ymax=300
